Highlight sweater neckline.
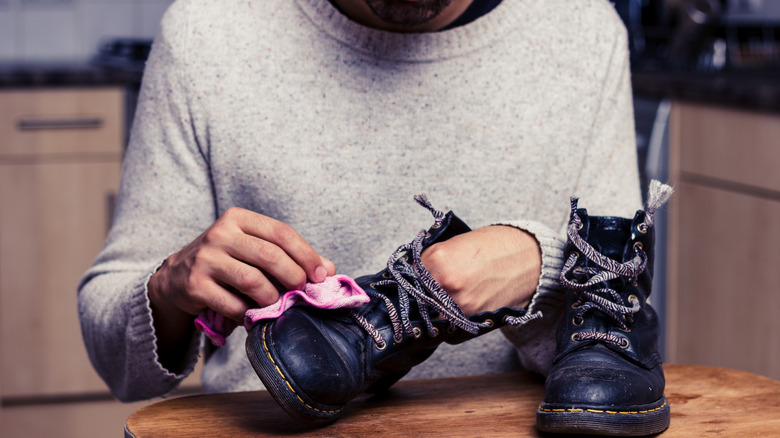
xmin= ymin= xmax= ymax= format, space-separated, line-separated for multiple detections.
xmin=292 ymin=0 xmax=531 ymax=62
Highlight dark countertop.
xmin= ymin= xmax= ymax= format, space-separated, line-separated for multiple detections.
xmin=0 ymin=62 xmax=143 ymax=89
xmin=632 ymin=68 xmax=780 ymax=113
xmin=2 ymin=61 xmax=779 ymax=114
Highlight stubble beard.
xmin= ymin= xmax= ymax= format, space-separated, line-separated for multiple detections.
xmin=363 ymin=0 xmax=456 ymax=27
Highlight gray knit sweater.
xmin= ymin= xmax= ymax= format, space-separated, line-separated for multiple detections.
xmin=78 ymin=0 xmax=642 ymax=402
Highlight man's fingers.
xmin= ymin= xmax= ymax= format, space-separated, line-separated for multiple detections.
xmin=223 ymin=207 xmax=330 ymax=284
xmin=320 ymin=256 xmax=337 ymax=277
xmin=205 ymin=251 xmax=283 ymax=309
xmin=223 ymin=233 xmax=309 ymax=291
xmin=178 ymin=275 xmax=251 ymax=322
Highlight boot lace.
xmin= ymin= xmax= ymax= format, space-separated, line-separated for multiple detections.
xmin=561 ymin=180 xmax=673 ymax=348
xmin=350 ymin=194 xmax=541 ymax=349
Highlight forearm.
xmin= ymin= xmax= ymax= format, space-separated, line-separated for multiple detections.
xmin=494 ymin=219 xmax=566 ymax=313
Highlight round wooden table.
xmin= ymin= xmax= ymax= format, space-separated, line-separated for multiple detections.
xmin=125 ymin=364 xmax=780 ymax=437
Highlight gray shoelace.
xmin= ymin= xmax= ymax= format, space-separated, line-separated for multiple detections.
xmin=561 ymin=180 xmax=673 ymax=348
xmin=350 ymin=194 xmax=540 ymax=349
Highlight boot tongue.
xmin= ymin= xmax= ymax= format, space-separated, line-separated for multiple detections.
xmin=420 ymin=211 xmax=471 ymax=247
xmin=584 ymin=215 xmax=632 ymax=264
xmin=568 ymin=212 xmax=636 ymax=333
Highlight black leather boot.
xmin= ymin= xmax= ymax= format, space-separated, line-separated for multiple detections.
xmin=246 ymin=195 xmax=540 ymax=426
xmin=536 ymin=181 xmax=673 ymax=436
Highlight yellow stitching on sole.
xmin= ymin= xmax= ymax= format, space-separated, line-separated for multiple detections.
xmin=261 ymin=324 xmax=342 ymax=415
xmin=539 ymin=401 xmax=668 ymax=416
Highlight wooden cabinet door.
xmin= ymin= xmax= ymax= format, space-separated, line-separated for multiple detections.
xmin=0 ymin=159 xmax=122 ymax=396
xmin=667 ymin=102 xmax=780 ymax=380
xmin=667 ymin=181 xmax=780 ymax=378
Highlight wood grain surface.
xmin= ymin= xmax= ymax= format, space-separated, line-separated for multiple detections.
xmin=125 ymin=364 xmax=780 ymax=437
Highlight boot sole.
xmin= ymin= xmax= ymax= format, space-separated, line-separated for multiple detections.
xmin=536 ymin=396 xmax=670 ymax=436
xmin=245 ymin=322 xmax=344 ymax=426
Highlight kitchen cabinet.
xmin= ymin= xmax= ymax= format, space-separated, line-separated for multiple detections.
xmin=0 ymin=87 xmax=201 ymax=435
xmin=666 ymin=101 xmax=780 ymax=380
xmin=0 ymin=87 xmax=124 ymax=397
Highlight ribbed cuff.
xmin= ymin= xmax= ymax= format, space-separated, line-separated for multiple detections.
xmin=123 ymin=264 xmax=201 ymax=397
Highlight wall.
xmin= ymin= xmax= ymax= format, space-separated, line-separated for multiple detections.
xmin=0 ymin=0 xmax=173 ymax=62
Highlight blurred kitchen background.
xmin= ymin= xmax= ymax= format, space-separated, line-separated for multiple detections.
xmin=1 ymin=0 xmax=779 ymax=436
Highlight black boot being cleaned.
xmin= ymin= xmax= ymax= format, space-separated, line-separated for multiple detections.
xmin=246 ymin=195 xmax=540 ymax=426
xmin=537 ymin=181 xmax=673 ymax=436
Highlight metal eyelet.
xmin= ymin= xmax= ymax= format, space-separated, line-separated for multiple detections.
xmin=637 ymin=223 xmax=648 ymax=234
xmin=571 ymin=302 xmax=582 ymax=310
xmin=393 ymin=333 xmax=404 ymax=344
xmin=573 ymin=316 xmax=584 ymax=326
xmin=571 ymin=333 xmax=582 ymax=342
xmin=483 ymin=319 xmax=494 ymax=329
xmin=376 ymin=341 xmax=387 ymax=351
xmin=633 ymin=241 xmax=644 ymax=252
xmin=430 ymin=327 xmax=440 ymax=337
xmin=431 ymin=222 xmax=442 ymax=229
xmin=628 ymin=294 xmax=638 ymax=304
xmin=619 ymin=337 xmax=631 ymax=349
xmin=369 ymin=282 xmax=377 ymax=289
xmin=412 ymin=327 xmax=422 ymax=338
xmin=382 ymin=271 xmax=391 ymax=279
xmin=576 ymin=221 xmax=584 ymax=231
xmin=425 ymin=232 xmax=432 ymax=239
xmin=570 ymin=251 xmax=580 ymax=259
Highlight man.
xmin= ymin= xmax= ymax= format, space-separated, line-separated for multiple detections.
xmin=79 ymin=0 xmax=640 ymax=416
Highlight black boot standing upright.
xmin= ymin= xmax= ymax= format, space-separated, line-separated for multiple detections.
xmin=537 ymin=180 xmax=673 ymax=436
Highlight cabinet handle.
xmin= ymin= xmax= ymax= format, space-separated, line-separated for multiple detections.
xmin=106 ymin=192 xmax=116 ymax=235
xmin=17 ymin=117 xmax=104 ymax=131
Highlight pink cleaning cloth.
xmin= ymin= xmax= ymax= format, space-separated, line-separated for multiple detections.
xmin=194 ymin=274 xmax=369 ymax=346
xmin=193 ymin=311 xmax=235 ymax=347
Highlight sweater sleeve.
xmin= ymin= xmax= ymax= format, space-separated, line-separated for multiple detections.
xmin=77 ymin=0 xmax=213 ymax=402
xmin=499 ymin=12 xmax=642 ymax=376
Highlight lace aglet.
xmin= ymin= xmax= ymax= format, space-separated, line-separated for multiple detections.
xmin=642 ymin=180 xmax=674 ymax=229
xmin=646 ymin=180 xmax=674 ymax=215
xmin=413 ymin=192 xmax=430 ymax=206
xmin=413 ymin=192 xmax=445 ymax=222
xmin=570 ymin=197 xmax=580 ymax=215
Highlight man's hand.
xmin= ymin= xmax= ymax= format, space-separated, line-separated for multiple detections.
xmin=420 ymin=225 xmax=541 ymax=316
xmin=147 ymin=207 xmax=336 ymax=354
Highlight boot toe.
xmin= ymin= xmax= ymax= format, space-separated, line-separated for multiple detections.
xmin=544 ymin=346 xmax=665 ymax=408
xmin=259 ymin=308 xmax=364 ymax=406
